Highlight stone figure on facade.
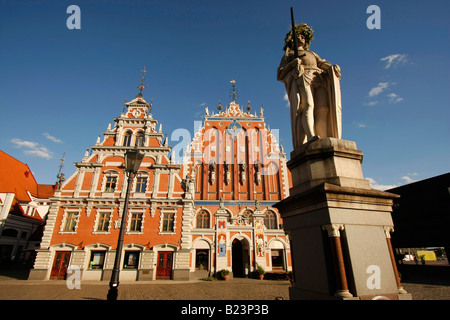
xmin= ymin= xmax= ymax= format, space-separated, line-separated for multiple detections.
xmin=277 ymin=23 xmax=342 ymax=150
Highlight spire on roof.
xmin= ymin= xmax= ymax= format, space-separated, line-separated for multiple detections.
xmin=136 ymin=66 xmax=147 ymax=97
xmin=230 ymin=80 xmax=238 ymax=102
xmin=246 ymin=100 xmax=251 ymax=112
xmin=56 ymin=152 xmax=66 ymax=189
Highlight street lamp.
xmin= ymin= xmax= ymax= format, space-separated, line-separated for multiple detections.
xmin=107 ymin=147 xmax=144 ymax=300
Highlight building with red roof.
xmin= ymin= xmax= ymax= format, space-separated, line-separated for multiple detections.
xmin=0 ymin=150 xmax=55 ymax=267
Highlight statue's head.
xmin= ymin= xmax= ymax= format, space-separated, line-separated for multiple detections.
xmin=283 ymin=23 xmax=314 ymax=51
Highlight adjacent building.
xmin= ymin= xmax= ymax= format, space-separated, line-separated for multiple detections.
xmin=0 ymin=150 xmax=54 ymax=267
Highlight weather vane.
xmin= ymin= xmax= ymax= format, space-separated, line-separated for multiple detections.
xmin=56 ymin=152 xmax=66 ymax=189
xmin=123 ymin=96 xmax=127 ymax=113
xmin=137 ymin=66 xmax=147 ymax=95
xmin=230 ymin=80 xmax=238 ymax=102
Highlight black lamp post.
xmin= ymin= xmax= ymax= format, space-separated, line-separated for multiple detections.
xmin=107 ymin=147 xmax=144 ymax=300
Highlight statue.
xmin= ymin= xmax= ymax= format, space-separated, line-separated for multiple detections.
xmin=277 ymin=20 xmax=342 ymax=150
xmin=255 ymin=198 xmax=260 ymax=211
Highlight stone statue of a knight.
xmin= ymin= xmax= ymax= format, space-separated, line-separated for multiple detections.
xmin=277 ymin=23 xmax=342 ymax=151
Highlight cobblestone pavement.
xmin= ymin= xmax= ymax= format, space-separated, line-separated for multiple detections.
xmin=0 ymin=264 xmax=448 ymax=300
xmin=402 ymin=282 xmax=450 ymax=300
xmin=0 ymin=277 xmax=448 ymax=300
xmin=0 ymin=278 xmax=290 ymax=300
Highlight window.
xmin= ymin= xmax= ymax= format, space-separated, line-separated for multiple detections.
xmin=104 ymin=176 xmax=117 ymax=193
xmin=162 ymin=212 xmax=175 ymax=232
xmin=135 ymin=177 xmax=147 ymax=193
xmin=195 ymin=249 xmax=209 ymax=270
xmin=123 ymin=251 xmax=140 ymax=269
xmin=63 ymin=212 xmax=78 ymax=232
xmin=129 ymin=213 xmax=143 ymax=232
xmin=97 ymin=212 xmax=110 ymax=232
xmin=135 ymin=132 xmax=145 ymax=147
xmin=89 ymin=251 xmax=105 ymax=269
xmin=242 ymin=210 xmax=253 ymax=226
xmin=123 ymin=131 xmax=132 ymax=146
xmin=264 ymin=211 xmax=277 ymax=230
xmin=196 ymin=210 xmax=210 ymax=229
xmin=195 ymin=164 xmax=202 ymax=193
xmin=271 ymin=249 xmax=284 ymax=269
xmin=268 ymin=162 xmax=279 ymax=194
xmin=1 ymin=228 xmax=18 ymax=238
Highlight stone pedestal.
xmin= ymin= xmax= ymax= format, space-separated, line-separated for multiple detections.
xmin=274 ymin=138 xmax=411 ymax=300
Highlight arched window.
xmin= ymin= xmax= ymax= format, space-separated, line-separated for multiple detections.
xmin=123 ymin=131 xmax=132 ymax=147
xmin=1 ymin=228 xmax=18 ymax=238
xmin=242 ymin=210 xmax=253 ymax=226
xmin=135 ymin=132 xmax=145 ymax=147
xmin=264 ymin=211 xmax=277 ymax=229
xmin=196 ymin=210 xmax=210 ymax=229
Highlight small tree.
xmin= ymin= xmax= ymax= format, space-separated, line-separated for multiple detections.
xmin=255 ymin=264 xmax=265 ymax=275
xmin=220 ymin=269 xmax=230 ymax=280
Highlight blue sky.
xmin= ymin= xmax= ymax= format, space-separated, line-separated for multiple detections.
xmin=0 ymin=0 xmax=449 ymax=190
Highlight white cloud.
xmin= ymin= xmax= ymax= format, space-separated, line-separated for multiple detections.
xmin=10 ymin=138 xmax=38 ymax=149
xmin=369 ymin=82 xmax=391 ymax=97
xmin=43 ymin=132 xmax=62 ymax=143
xmin=364 ymin=101 xmax=379 ymax=107
xmin=366 ymin=177 xmax=398 ymax=191
xmin=367 ymin=174 xmax=419 ymax=191
xmin=283 ymin=92 xmax=289 ymax=108
xmin=387 ymin=93 xmax=404 ymax=104
xmin=24 ymin=148 xmax=53 ymax=160
xmin=10 ymin=138 xmax=53 ymax=160
xmin=353 ymin=121 xmax=367 ymax=128
xmin=401 ymin=176 xmax=417 ymax=184
xmin=380 ymin=54 xmax=408 ymax=69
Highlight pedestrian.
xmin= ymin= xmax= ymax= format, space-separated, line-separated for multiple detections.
xmin=421 ymin=256 xmax=426 ymax=265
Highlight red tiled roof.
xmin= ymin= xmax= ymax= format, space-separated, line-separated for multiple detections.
xmin=0 ymin=150 xmax=38 ymax=201
xmin=37 ymin=184 xmax=56 ymax=199
xmin=0 ymin=150 xmax=55 ymax=221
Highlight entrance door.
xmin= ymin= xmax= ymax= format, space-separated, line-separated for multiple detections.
xmin=50 ymin=251 xmax=71 ymax=280
xmin=156 ymin=251 xmax=173 ymax=279
xmin=271 ymin=249 xmax=284 ymax=270
xmin=232 ymin=239 xmax=244 ymax=277
xmin=195 ymin=249 xmax=209 ymax=271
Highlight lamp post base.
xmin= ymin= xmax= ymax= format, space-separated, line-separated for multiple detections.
xmin=107 ymin=283 xmax=119 ymax=301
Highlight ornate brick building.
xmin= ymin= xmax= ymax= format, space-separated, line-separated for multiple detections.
xmin=182 ymin=96 xmax=292 ymax=279
xmin=29 ymin=78 xmax=292 ymax=281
